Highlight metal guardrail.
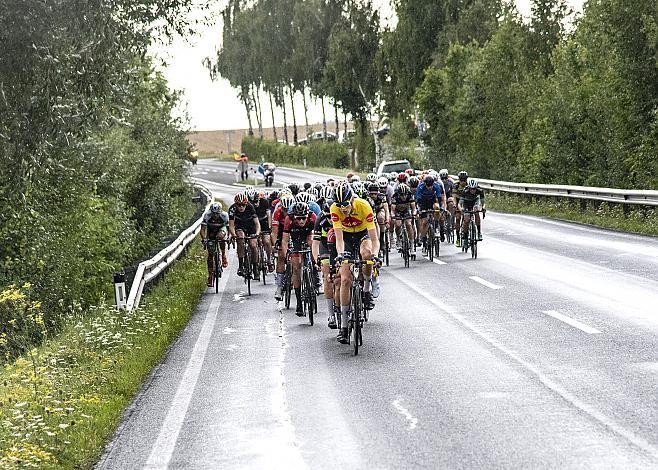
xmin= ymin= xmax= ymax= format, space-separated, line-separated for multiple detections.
xmin=122 ymin=183 xmax=213 ymax=311
xmin=474 ymin=178 xmax=658 ymax=207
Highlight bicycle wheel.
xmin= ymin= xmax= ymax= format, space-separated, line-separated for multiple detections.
xmin=403 ymin=229 xmax=410 ymax=268
xmin=284 ymin=263 xmax=292 ymax=309
xmin=428 ymin=222 xmax=435 ymax=262
xmin=352 ymin=284 xmax=362 ymax=356
xmin=384 ymin=231 xmax=390 ymax=267
xmin=304 ymin=269 xmax=314 ymax=325
xmin=261 ymin=246 xmax=267 ymax=285
xmin=470 ymin=221 xmax=478 ymax=259
xmin=214 ymin=250 xmax=220 ymax=294
xmin=245 ymin=250 xmax=252 ymax=295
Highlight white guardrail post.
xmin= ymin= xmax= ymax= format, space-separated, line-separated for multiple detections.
xmin=121 ymin=183 xmax=213 ymax=311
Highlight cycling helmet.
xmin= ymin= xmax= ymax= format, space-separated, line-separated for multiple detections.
xmin=246 ymin=188 xmax=258 ymax=202
xmin=326 ymin=178 xmax=336 ymax=186
xmin=306 ymin=187 xmax=319 ymax=199
xmin=377 ymin=176 xmax=389 ymax=189
xmin=288 ymin=183 xmax=300 ymax=195
xmin=269 ymin=189 xmax=280 ymax=200
xmin=303 ymin=182 xmax=312 ymax=191
xmin=234 ymin=193 xmax=248 ymax=205
xmin=458 ymin=171 xmax=468 ymax=182
xmin=423 ymin=175 xmax=435 ymax=186
xmin=280 ymin=195 xmax=295 ymax=210
xmin=397 ymin=172 xmax=408 ymax=183
xmin=210 ymin=202 xmax=222 ymax=213
xmin=428 ymin=170 xmax=439 ymax=181
xmin=319 ymin=186 xmax=335 ymax=201
xmin=366 ymin=173 xmax=377 ymax=182
xmin=397 ymin=183 xmax=411 ymax=195
xmin=292 ymin=202 xmax=310 ymax=217
xmin=351 ymin=175 xmax=361 ymax=182
xmin=405 ymin=168 xmax=415 ymax=176
xmin=408 ymin=176 xmax=419 ymax=188
xmin=439 ymin=169 xmax=449 ymax=179
xmin=334 ymin=183 xmax=353 ymax=204
xmin=296 ymin=192 xmax=312 ymax=204
xmin=388 ymin=172 xmax=398 ymax=181
xmin=350 ymin=181 xmax=365 ymax=197
xmin=467 ymin=178 xmax=478 ymax=189
xmin=346 ymin=172 xmax=354 ymax=182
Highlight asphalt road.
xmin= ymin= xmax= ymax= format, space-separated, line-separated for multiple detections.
xmin=97 ymin=160 xmax=658 ymax=469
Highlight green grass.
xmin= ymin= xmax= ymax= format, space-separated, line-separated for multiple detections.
xmin=0 ymin=243 xmax=207 ymax=469
xmin=487 ymin=191 xmax=658 ymax=237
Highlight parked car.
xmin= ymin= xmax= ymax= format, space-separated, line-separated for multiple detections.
xmin=309 ymin=131 xmax=337 ymax=141
xmin=376 ymin=159 xmax=412 ymax=176
xmin=338 ymin=129 xmax=356 ymax=144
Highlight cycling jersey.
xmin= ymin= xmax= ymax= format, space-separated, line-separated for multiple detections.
xmin=369 ymin=193 xmax=387 ymax=213
xmin=454 ymin=181 xmax=468 ymax=199
xmin=228 ymin=202 xmax=259 ymax=234
xmin=441 ymin=178 xmax=455 ymax=199
xmin=313 ymin=211 xmax=333 ymax=243
xmin=271 ymin=205 xmax=287 ymax=227
xmin=330 ymin=197 xmax=376 ymax=233
xmin=391 ymin=192 xmax=414 ymax=212
xmin=202 ymin=211 xmax=229 ymax=238
xmin=284 ymin=212 xmax=317 ymax=251
xmin=460 ymin=187 xmax=485 ymax=210
xmin=416 ymin=181 xmax=445 ymax=203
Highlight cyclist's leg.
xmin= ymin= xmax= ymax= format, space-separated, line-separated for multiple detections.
xmin=262 ymin=231 xmax=273 ymax=269
xmin=206 ymin=245 xmax=214 ymax=285
xmin=406 ymin=217 xmax=416 ymax=250
xmin=235 ymin=229 xmax=246 ymax=273
xmin=359 ymin=236 xmax=376 ymax=307
xmin=218 ymin=229 xmax=228 ymax=267
xmin=474 ymin=204 xmax=483 ymax=239
xmin=291 ymin=254 xmax=303 ymax=313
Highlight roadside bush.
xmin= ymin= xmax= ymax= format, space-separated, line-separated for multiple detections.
xmin=241 ymin=136 xmax=349 ymax=168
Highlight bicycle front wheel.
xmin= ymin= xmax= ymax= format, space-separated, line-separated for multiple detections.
xmin=352 ymin=286 xmax=362 ymax=356
xmin=214 ymin=251 xmax=220 ymax=294
xmin=284 ymin=264 xmax=292 ymax=309
xmin=428 ymin=223 xmax=435 ymax=262
xmin=245 ymin=251 xmax=252 ymax=295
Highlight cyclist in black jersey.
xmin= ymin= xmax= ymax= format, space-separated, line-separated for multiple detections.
xmin=459 ymin=178 xmax=486 ymax=241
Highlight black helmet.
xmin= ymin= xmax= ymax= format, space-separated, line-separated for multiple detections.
xmin=292 ymin=202 xmax=309 ymax=217
xmin=423 ymin=175 xmax=434 ymax=186
xmin=288 ymin=183 xmax=299 ymax=195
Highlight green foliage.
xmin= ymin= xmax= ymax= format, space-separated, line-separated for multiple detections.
xmin=0 ymin=0 xmax=199 ymax=358
xmin=242 ymin=136 xmax=349 ymax=169
xmin=0 ymin=243 xmax=207 ymax=469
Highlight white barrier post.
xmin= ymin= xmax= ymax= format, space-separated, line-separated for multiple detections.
xmin=114 ymin=272 xmax=127 ymax=309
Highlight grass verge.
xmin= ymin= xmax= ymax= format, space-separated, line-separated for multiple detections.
xmin=487 ymin=191 xmax=658 ymax=237
xmin=0 ymin=243 xmax=207 ymax=469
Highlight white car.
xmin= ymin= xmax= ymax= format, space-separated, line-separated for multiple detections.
xmin=376 ymin=159 xmax=412 ymax=176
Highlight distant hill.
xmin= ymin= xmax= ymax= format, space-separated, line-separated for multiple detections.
xmin=187 ymin=122 xmax=356 ymax=155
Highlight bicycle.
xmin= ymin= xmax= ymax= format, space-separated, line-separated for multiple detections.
xmin=257 ymin=236 xmax=268 ymax=285
xmin=337 ymin=256 xmax=371 ymax=355
xmin=298 ymin=246 xmax=318 ymax=325
xmin=205 ymin=238 xmax=223 ymax=294
xmin=238 ymin=234 xmax=259 ymax=295
xmin=445 ymin=208 xmax=455 ymax=244
xmin=461 ymin=210 xmax=480 ymax=259
xmin=394 ymin=215 xmax=414 ymax=267
xmin=419 ymin=209 xmax=439 ymax=262
xmin=379 ymin=229 xmax=390 ymax=267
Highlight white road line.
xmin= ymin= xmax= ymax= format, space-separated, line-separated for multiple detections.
xmin=387 ymin=270 xmax=658 ymax=460
xmin=423 ymin=254 xmax=447 ymax=265
xmin=143 ymin=268 xmax=230 ymax=469
xmin=392 ymin=398 xmax=418 ymax=430
xmin=469 ymin=276 xmax=502 ymax=290
xmin=542 ymin=310 xmax=601 ymax=334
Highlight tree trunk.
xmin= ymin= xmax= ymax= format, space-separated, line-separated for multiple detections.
xmin=289 ymin=84 xmax=298 ymax=145
xmin=269 ymin=92 xmax=277 ymax=141
xmin=343 ymin=112 xmax=348 ymax=135
xmin=243 ymin=90 xmax=254 ymax=137
xmin=334 ymin=100 xmax=339 ymax=137
xmin=321 ymin=96 xmax=327 ymax=141
xmin=251 ymin=85 xmax=261 ymax=139
xmin=255 ymin=86 xmax=264 ymax=139
xmin=281 ymin=89 xmax=289 ymax=145
xmin=302 ymin=85 xmax=310 ymax=141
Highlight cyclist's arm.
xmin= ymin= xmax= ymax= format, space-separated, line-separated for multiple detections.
xmin=228 ymin=219 xmax=236 ymax=238
xmin=306 ymin=233 xmax=314 ymax=255
xmin=281 ymin=232 xmax=291 ymax=256
xmin=334 ymin=227 xmax=345 ymax=255
xmin=411 ymin=201 xmax=417 ymax=215
xmin=311 ymin=239 xmax=320 ymax=261
xmin=253 ymin=217 xmax=261 ymax=236
xmin=200 ymin=225 xmax=207 ymax=240
xmin=368 ymin=226 xmax=380 ymax=256
xmin=383 ymin=202 xmax=390 ymax=224
xmin=267 ymin=209 xmax=272 ymax=228
xmin=480 ymin=189 xmax=486 ymax=209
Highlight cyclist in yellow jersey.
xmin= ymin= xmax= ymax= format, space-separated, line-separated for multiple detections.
xmin=330 ymin=183 xmax=380 ymax=344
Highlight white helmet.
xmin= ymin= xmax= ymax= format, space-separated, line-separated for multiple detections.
xmin=377 ymin=177 xmax=389 ymax=189
xmin=467 ymin=178 xmax=478 ymax=188
xmin=366 ymin=173 xmax=377 ymax=182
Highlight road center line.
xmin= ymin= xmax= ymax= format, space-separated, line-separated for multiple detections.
xmin=423 ymin=254 xmax=447 ymax=265
xmin=143 ymin=263 xmax=230 ymax=469
xmin=388 ymin=270 xmax=658 ymax=460
xmin=542 ymin=310 xmax=601 ymax=334
xmin=469 ymin=276 xmax=502 ymax=289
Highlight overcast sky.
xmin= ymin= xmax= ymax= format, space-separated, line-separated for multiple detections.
xmin=152 ymin=0 xmax=583 ymax=132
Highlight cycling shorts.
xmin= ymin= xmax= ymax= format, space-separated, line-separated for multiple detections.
xmin=343 ymin=229 xmax=369 ymax=259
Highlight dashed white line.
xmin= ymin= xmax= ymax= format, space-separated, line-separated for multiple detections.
xmin=469 ymin=276 xmax=502 ymax=290
xmin=392 ymin=399 xmax=418 ymax=430
xmin=542 ymin=310 xmax=601 ymax=334
xmin=422 ymin=254 xmax=447 ymax=265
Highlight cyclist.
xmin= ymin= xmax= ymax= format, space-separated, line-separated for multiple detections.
xmin=438 ymin=169 xmax=456 ymax=239
xmin=459 ymin=178 xmax=486 ymax=242
xmin=296 ymin=191 xmax=321 ymax=217
xmin=390 ymin=183 xmax=416 ymax=253
xmin=330 ymin=183 xmax=379 ymax=344
xmin=312 ymin=190 xmax=339 ymax=328
xmin=416 ymin=174 xmax=447 ymax=253
xmin=366 ymin=173 xmax=377 ymax=183
xmin=272 ymin=194 xmax=295 ymax=300
xmin=287 ymin=183 xmax=300 ymax=196
xmin=248 ymin=189 xmax=274 ymax=272
xmin=282 ymin=202 xmax=317 ymax=315
xmin=228 ymin=193 xmax=261 ymax=279
xmin=453 ymin=170 xmax=469 ymax=247
xmin=200 ymin=202 xmax=229 ymax=287
xmin=367 ymin=182 xmax=390 ymax=246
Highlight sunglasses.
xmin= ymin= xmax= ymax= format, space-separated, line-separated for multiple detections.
xmin=335 ymin=201 xmax=351 ymax=208
xmin=236 ymin=203 xmax=246 ymax=207
xmin=294 ymin=215 xmax=308 ymax=220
